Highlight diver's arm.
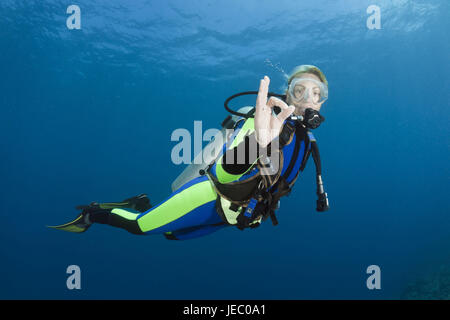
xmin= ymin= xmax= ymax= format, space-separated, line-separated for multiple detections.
xmin=221 ymin=132 xmax=267 ymax=175
xmin=214 ymin=76 xmax=293 ymax=178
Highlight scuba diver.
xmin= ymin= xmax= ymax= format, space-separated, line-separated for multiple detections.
xmin=49 ymin=65 xmax=330 ymax=240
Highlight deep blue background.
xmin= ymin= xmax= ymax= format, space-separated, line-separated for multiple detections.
xmin=0 ymin=0 xmax=449 ymax=299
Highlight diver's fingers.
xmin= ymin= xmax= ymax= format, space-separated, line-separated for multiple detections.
xmin=256 ymin=76 xmax=270 ymax=108
xmin=255 ymin=77 xmax=272 ymax=147
xmin=267 ymin=97 xmax=294 ymax=126
xmin=267 ymin=96 xmax=288 ymax=110
xmin=277 ymin=105 xmax=295 ymax=123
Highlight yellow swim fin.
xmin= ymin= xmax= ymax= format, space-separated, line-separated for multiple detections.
xmin=48 ymin=213 xmax=91 ymax=233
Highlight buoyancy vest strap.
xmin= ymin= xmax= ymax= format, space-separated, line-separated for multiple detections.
xmin=270 ymin=122 xmax=302 ymax=194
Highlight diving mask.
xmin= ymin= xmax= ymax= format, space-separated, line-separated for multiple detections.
xmin=288 ymin=77 xmax=328 ymax=105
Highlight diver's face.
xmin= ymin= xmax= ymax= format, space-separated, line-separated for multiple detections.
xmin=286 ymin=73 xmax=326 ymax=116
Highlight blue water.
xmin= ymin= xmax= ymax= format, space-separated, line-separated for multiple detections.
xmin=1 ymin=0 xmax=449 ymax=299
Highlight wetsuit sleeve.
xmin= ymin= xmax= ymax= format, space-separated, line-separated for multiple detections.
xmin=213 ymin=117 xmax=276 ymax=181
xmin=221 ymin=132 xmax=270 ymax=175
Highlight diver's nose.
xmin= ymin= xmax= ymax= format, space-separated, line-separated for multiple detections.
xmin=304 ymin=89 xmax=313 ymax=103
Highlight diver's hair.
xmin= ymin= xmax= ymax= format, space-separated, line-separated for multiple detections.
xmin=287 ymin=65 xmax=328 ymax=86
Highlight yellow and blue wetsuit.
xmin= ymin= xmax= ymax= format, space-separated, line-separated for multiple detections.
xmin=88 ymin=117 xmax=311 ymax=240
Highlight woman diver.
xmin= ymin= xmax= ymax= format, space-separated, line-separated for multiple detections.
xmin=50 ymin=65 xmax=330 ymax=240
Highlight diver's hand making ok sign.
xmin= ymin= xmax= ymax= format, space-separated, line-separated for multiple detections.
xmin=254 ymin=76 xmax=295 ymax=148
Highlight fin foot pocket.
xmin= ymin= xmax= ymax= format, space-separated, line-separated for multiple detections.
xmin=123 ymin=194 xmax=152 ymax=212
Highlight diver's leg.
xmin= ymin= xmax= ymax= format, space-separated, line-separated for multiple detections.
xmin=87 ymin=176 xmax=224 ymax=236
xmin=86 ymin=207 xmax=145 ymax=235
xmin=73 ymin=194 xmax=151 ymax=234
xmin=164 ymin=223 xmax=229 ymax=241
xmin=135 ymin=176 xmax=222 ymax=234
